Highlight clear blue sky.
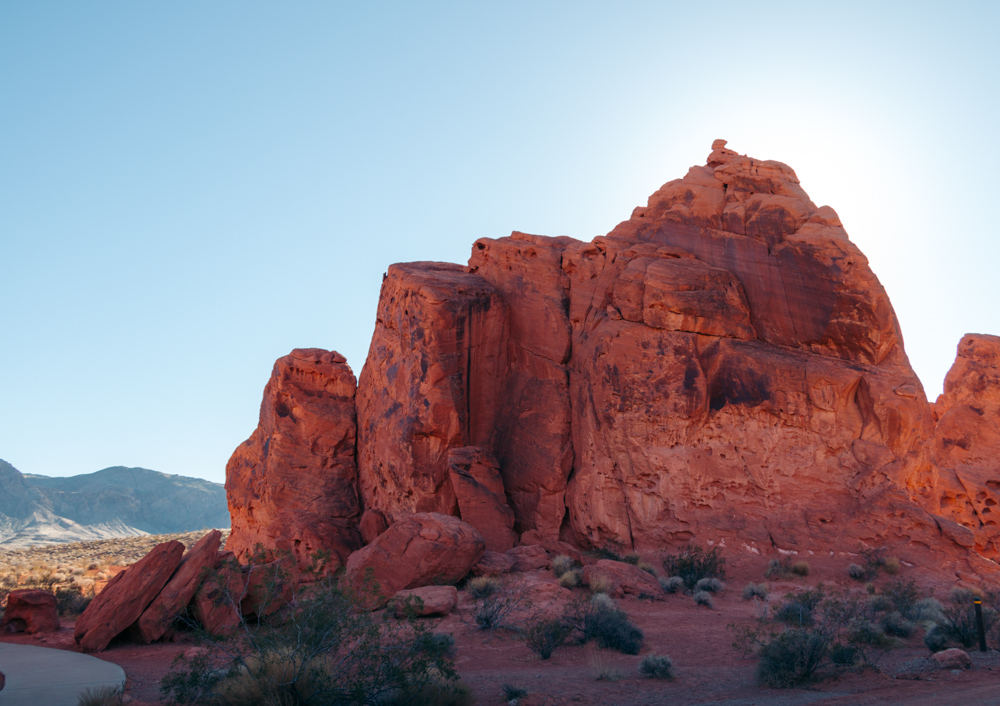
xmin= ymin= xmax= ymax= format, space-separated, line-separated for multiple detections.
xmin=2 ymin=2 xmax=998 ymax=483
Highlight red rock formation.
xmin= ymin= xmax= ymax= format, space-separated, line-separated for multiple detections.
xmin=0 ymin=589 xmax=59 ymax=633
xmin=392 ymin=585 xmax=458 ymax=617
xmin=192 ymin=552 xmax=245 ymax=636
xmin=75 ymin=540 xmax=184 ymax=652
xmin=355 ymin=263 xmax=508 ymax=521
xmin=344 ymin=512 xmax=485 ymax=608
xmin=932 ymin=334 xmax=1000 ymax=554
xmin=582 ymin=560 xmax=663 ymax=599
xmin=447 ymin=447 xmax=516 ymax=552
xmin=134 ymin=530 xmax=222 ymax=643
xmin=226 ymin=349 xmax=361 ymax=573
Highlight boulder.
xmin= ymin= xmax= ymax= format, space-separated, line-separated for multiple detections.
xmin=359 ymin=508 xmax=388 ymax=545
xmin=192 ymin=552 xmax=246 ymax=636
xmin=582 ymin=560 xmax=662 ymax=599
xmin=1 ymin=589 xmax=59 ymax=634
xmin=75 ymin=540 xmax=184 ymax=652
xmin=226 ymin=348 xmax=361 ymax=574
xmin=240 ymin=555 xmax=299 ymax=619
xmin=447 ymin=447 xmax=516 ymax=552
xmin=393 ymin=586 xmax=458 ymax=617
xmin=345 ymin=512 xmax=485 ymax=608
xmin=134 ymin=530 xmax=222 ymax=643
xmin=470 ymin=550 xmax=514 ymax=576
xmin=932 ymin=648 xmax=972 ymax=670
xmin=505 ymin=544 xmax=550 ymax=572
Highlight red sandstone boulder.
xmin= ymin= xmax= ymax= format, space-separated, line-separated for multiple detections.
xmin=932 ymin=648 xmax=972 ymax=670
xmin=75 ymin=540 xmax=184 ymax=652
xmin=505 ymin=544 xmax=550 ymax=572
xmin=134 ymin=530 xmax=222 ymax=643
xmin=447 ymin=447 xmax=516 ymax=552
xmin=471 ymin=550 xmax=514 ymax=576
xmin=226 ymin=349 xmax=361 ymax=574
xmin=192 ymin=552 xmax=246 ymax=636
xmin=393 ymin=585 xmax=458 ymax=617
xmin=241 ymin=554 xmax=299 ymax=619
xmin=345 ymin=512 xmax=485 ymax=608
xmin=582 ymin=560 xmax=662 ymax=599
xmin=1 ymin=589 xmax=59 ymax=634
xmin=359 ymin=508 xmax=389 ymax=545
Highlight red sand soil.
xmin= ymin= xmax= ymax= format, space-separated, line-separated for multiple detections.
xmin=3 ymin=552 xmax=1000 ymax=705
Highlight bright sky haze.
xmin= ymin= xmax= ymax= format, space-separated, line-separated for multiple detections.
xmin=2 ymin=2 xmax=998 ymax=483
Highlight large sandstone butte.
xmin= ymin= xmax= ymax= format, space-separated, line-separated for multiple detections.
xmin=226 ymin=141 xmax=1000 ymax=579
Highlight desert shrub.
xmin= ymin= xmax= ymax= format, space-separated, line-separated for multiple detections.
xmin=859 ymin=545 xmax=887 ymax=571
xmin=880 ymin=611 xmax=916 ymax=638
xmin=568 ymin=596 xmax=643 ymax=655
xmin=558 ymin=569 xmax=582 ymax=589
xmin=884 ymin=557 xmax=901 ymax=575
xmin=590 ymin=543 xmax=626 ymax=563
xmin=755 ymin=628 xmax=829 ymax=688
xmin=637 ymin=561 xmax=657 ymax=576
xmin=659 ymin=576 xmax=683 ymax=594
xmin=791 ymin=561 xmax=810 ymax=577
xmin=764 ymin=557 xmax=793 ymax=580
xmin=639 ymin=653 xmax=675 ymax=679
xmin=87 ymin=562 xmax=100 ymax=571
xmin=161 ymin=553 xmax=468 ymax=706
xmin=693 ymin=590 xmax=714 ymax=608
xmin=552 ymin=555 xmax=577 ymax=578
xmin=912 ymin=597 xmax=945 ymax=625
xmin=695 ymin=577 xmax=724 ymax=594
xmin=776 ymin=600 xmax=814 ymax=627
xmin=743 ymin=583 xmax=769 ymax=601
xmin=924 ymin=624 xmax=950 ymax=652
xmin=828 ymin=643 xmax=859 ymax=666
xmin=77 ymin=684 xmax=125 ymax=706
xmin=846 ymin=618 xmax=893 ymax=650
xmin=588 ymin=575 xmax=614 ymax=596
xmin=847 ymin=564 xmax=868 ymax=581
xmin=590 ymin=650 xmax=623 ymax=681
xmin=524 ymin=618 xmax=568 ymax=659
xmin=867 ymin=593 xmax=893 ymax=613
xmin=929 ymin=587 xmax=998 ymax=650
xmin=56 ymin=585 xmax=92 ymax=616
xmin=470 ymin=576 xmax=533 ymax=633
xmin=466 ymin=576 xmax=500 ymax=599
xmin=501 ymin=684 xmax=527 ymax=700
xmin=662 ymin=544 xmax=725 ymax=592
xmin=877 ymin=577 xmax=919 ymax=618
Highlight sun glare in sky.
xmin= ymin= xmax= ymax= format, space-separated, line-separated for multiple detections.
xmin=2 ymin=2 xmax=997 ymax=483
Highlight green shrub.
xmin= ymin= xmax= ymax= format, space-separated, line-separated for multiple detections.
xmin=659 ymin=576 xmax=683 ymax=594
xmin=880 ymin=611 xmax=915 ymax=638
xmin=924 ymin=624 xmax=950 ymax=652
xmin=524 ymin=618 xmax=568 ymax=659
xmin=622 ymin=553 xmax=640 ymax=565
xmin=693 ymin=591 xmax=714 ymax=608
xmin=912 ymin=597 xmax=945 ymax=625
xmin=639 ymin=653 xmax=675 ymax=679
xmin=755 ymin=628 xmax=829 ymax=688
xmin=883 ymin=557 xmax=901 ymax=575
xmin=791 ymin=561 xmax=810 ymax=577
xmin=743 ymin=583 xmax=769 ymax=601
xmin=764 ymin=557 xmax=793 ymax=580
xmin=879 ymin=577 xmax=919 ymax=617
xmin=847 ymin=564 xmax=869 ymax=581
xmin=846 ymin=618 xmax=893 ymax=650
xmin=663 ymin=544 xmax=725 ymax=592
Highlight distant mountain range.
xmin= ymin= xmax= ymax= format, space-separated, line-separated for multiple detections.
xmin=0 ymin=458 xmax=230 ymax=548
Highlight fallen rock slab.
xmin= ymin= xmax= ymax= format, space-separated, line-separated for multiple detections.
xmin=1 ymin=589 xmax=59 ymax=634
xmin=471 ymin=550 xmax=514 ymax=576
xmin=75 ymin=540 xmax=185 ymax=652
xmin=192 ymin=552 xmax=246 ymax=636
xmin=506 ymin=544 xmax=550 ymax=572
xmin=134 ymin=529 xmax=222 ymax=643
xmin=393 ymin=586 xmax=459 ymax=617
xmin=447 ymin=447 xmax=517 ymax=552
xmin=345 ymin=512 xmax=485 ymax=608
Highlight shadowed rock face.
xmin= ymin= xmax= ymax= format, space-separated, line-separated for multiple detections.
xmin=225 ymin=141 xmax=1000 ymax=578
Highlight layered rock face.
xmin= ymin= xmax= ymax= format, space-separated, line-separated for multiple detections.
xmin=226 ymin=349 xmax=361 ymax=572
xmin=932 ymin=334 xmax=1000 ymax=554
xmin=225 ymin=140 xmax=1000 ymax=575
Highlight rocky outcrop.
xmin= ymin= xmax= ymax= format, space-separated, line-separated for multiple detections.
xmin=0 ymin=589 xmax=59 ymax=633
xmin=192 ymin=553 xmax=245 ymax=636
xmin=582 ymin=560 xmax=662 ymax=599
xmin=932 ymin=334 xmax=1000 ymax=554
xmin=134 ymin=530 xmax=222 ymax=643
xmin=226 ymin=349 xmax=361 ymax=573
xmin=447 ymin=447 xmax=516 ymax=552
xmin=223 ymin=140 xmax=1000 ymax=579
xmin=393 ymin=585 xmax=459 ymax=617
xmin=344 ymin=512 xmax=485 ymax=608
xmin=75 ymin=540 xmax=184 ymax=652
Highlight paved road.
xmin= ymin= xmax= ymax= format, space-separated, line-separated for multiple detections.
xmin=0 ymin=642 xmax=126 ymax=706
